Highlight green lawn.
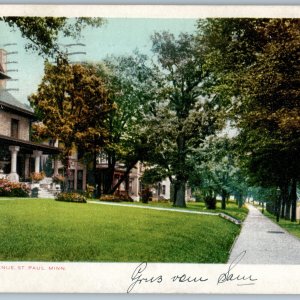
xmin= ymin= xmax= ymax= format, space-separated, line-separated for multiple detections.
xmin=0 ymin=198 xmax=242 ymax=263
xmin=121 ymin=200 xmax=248 ymax=221
xmin=260 ymin=209 xmax=300 ymax=240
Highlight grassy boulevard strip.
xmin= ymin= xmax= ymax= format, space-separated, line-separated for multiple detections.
xmin=0 ymin=198 xmax=247 ymax=263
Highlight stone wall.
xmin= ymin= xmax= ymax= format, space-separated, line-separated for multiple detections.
xmin=0 ymin=110 xmax=30 ymax=140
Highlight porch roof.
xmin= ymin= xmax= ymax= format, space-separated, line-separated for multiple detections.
xmin=0 ymin=134 xmax=61 ymax=155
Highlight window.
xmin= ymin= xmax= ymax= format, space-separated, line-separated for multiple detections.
xmin=162 ymin=185 xmax=166 ymax=195
xmin=11 ymin=119 xmax=19 ymax=138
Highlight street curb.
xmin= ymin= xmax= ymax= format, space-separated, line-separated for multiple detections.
xmin=219 ymin=213 xmax=242 ymax=225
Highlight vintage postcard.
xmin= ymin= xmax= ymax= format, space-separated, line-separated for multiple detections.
xmin=0 ymin=4 xmax=299 ymax=294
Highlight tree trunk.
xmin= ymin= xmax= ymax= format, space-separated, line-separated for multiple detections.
xmin=102 ymin=154 xmax=116 ymax=194
xmin=226 ymin=195 xmax=230 ymax=204
xmin=280 ymin=199 xmax=285 ymax=219
xmin=172 ymin=182 xmax=178 ymax=206
xmin=221 ymin=190 xmax=226 ymax=210
xmin=173 ymin=180 xmax=186 ymax=207
xmin=284 ymin=180 xmax=292 ymax=220
xmin=237 ymin=193 xmax=243 ymax=208
xmin=290 ymin=178 xmax=297 ymax=222
xmin=109 ymin=160 xmax=138 ymax=194
xmin=92 ymin=149 xmax=100 ymax=198
xmin=276 ymin=190 xmax=281 ymax=223
xmin=285 ymin=199 xmax=291 ymax=220
xmin=173 ymin=131 xmax=187 ymax=208
xmin=280 ymin=183 xmax=289 ymax=220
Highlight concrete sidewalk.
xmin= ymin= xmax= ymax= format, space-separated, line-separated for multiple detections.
xmin=228 ymin=204 xmax=300 ymax=264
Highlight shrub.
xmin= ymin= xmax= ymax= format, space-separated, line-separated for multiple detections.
xmin=55 ymin=192 xmax=87 ymax=203
xmin=204 ymin=195 xmax=217 ymax=210
xmin=31 ymin=187 xmax=39 ymax=198
xmin=85 ymin=184 xmax=95 ymax=199
xmin=193 ymin=191 xmax=203 ymax=202
xmin=52 ymin=174 xmax=65 ymax=184
xmin=99 ymin=194 xmax=133 ymax=202
xmin=0 ymin=179 xmax=30 ymax=197
xmin=30 ymin=171 xmax=45 ymax=182
xmin=140 ymin=188 xmax=152 ymax=203
xmin=156 ymin=198 xmax=171 ymax=203
xmin=99 ymin=194 xmax=121 ymax=202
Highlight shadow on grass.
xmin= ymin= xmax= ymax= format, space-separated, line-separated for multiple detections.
xmin=259 ymin=208 xmax=300 ymax=239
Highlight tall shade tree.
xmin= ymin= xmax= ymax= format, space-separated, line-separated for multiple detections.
xmin=197 ymin=18 xmax=300 ymax=220
xmin=28 ymin=56 xmax=114 ymax=189
xmin=92 ymin=53 xmax=159 ymax=195
xmin=1 ymin=17 xmax=104 ymax=56
xmin=189 ymin=136 xmax=249 ymax=209
xmin=149 ymin=32 xmax=226 ymax=207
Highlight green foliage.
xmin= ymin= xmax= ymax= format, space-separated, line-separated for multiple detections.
xmin=55 ymin=192 xmax=87 ymax=203
xmin=189 ymin=136 xmax=249 ymax=209
xmin=1 ymin=17 xmax=104 ymax=57
xmin=29 ymin=56 xmax=114 ymax=174
xmin=197 ymin=18 xmax=300 ymax=220
xmin=123 ymin=199 xmax=248 ymax=222
xmin=141 ymin=166 xmax=168 ymax=185
xmin=0 ymin=179 xmax=30 ymax=197
xmin=204 ymin=195 xmax=217 ymax=210
xmin=249 ymin=186 xmax=279 ymax=214
xmin=197 ymin=18 xmax=300 ymax=189
xmin=89 ymin=53 xmax=158 ymax=194
xmin=145 ymin=31 xmax=227 ymax=207
xmin=264 ymin=210 xmax=300 ymax=239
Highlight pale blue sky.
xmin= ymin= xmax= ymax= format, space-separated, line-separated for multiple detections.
xmin=0 ymin=18 xmax=197 ymax=104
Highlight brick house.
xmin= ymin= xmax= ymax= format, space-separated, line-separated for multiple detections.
xmin=0 ymin=48 xmax=60 ymax=183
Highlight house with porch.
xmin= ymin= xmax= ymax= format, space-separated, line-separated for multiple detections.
xmin=0 ymin=48 xmax=60 ymax=185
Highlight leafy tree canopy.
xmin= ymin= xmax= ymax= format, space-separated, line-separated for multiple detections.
xmin=1 ymin=17 xmax=104 ymax=56
xmin=28 ymin=56 xmax=114 ymax=167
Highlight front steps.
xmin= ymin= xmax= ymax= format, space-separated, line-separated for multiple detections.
xmin=36 ymin=186 xmax=56 ymax=199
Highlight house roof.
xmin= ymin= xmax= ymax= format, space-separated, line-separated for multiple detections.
xmin=0 ymin=63 xmax=10 ymax=80
xmin=0 ymin=71 xmax=10 ymax=80
xmin=0 ymin=88 xmax=35 ymax=117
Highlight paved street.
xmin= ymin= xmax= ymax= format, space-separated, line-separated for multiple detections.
xmin=228 ymin=204 xmax=300 ymax=264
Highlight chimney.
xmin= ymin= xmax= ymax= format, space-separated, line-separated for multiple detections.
xmin=0 ymin=48 xmax=8 ymax=89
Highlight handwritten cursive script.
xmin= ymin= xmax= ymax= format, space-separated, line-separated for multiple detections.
xmin=127 ymin=251 xmax=258 ymax=293
xmin=127 ymin=262 xmax=163 ymax=293
xmin=171 ymin=274 xmax=208 ymax=283
xmin=217 ymin=251 xmax=257 ymax=286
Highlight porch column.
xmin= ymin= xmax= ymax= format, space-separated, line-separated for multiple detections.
xmin=7 ymin=146 xmax=20 ymax=182
xmin=83 ymin=166 xmax=87 ymax=191
xmin=32 ymin=150 xmax=43 ymax=173
xmin=25 ymin=155 xmax=30 ymax=179
xmin=53 ymin=158 xmax=59 ymax=176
